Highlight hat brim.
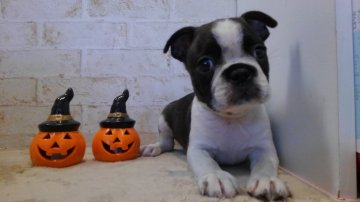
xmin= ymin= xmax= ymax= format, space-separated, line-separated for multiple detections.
xmin=100 ymin=117 xmax=135 ymax=128
xmin=38 ymin=120 xmax=80 ymax=132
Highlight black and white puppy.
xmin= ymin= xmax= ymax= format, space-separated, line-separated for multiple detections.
xmin=141 ymin=11 xmax=291 ymax=201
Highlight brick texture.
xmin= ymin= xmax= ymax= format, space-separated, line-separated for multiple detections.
xmin=1 ymin=0 xmax=82 ymax=20
xmin=42 ymin=22 xmax=126 ymax=48
xmin=0 ymin=0 xmax=237 ymax=148
xmin=0 ymin=23 xmax=37 ymax=48
xmin=129 ymin=22 xmax=190 ymax=49
xmin=0 ymin=50 xmax=81 ymax=78
xmin=127 ymin=75 xmax=193 ymax=106
xmin=0 ymin=79 xmax=37 ymax=105
xmin=173 ymin=0 xmax=237 ymax=20
xmin=85 ymin=50 xmax=170 ymax=77
xmin=88 ymin=0 xmax=171 ymax=19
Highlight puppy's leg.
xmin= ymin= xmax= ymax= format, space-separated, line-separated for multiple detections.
xmin=140 ymin=115 xmax=174 ymax=157
xmin=246 ymin=148 xmax=292 ymax=201
xmin=187 ymin=147 xmax=239 ymax=198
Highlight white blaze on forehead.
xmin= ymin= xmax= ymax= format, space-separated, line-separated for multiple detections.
xmin=210 ymin=19 xmax=270 ymax=114
xmin=211 ymin=19 xmax=243 ymax=62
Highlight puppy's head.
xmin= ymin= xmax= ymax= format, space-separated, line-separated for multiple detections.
xmin=164 ymin=11 xmax=277 ymax=117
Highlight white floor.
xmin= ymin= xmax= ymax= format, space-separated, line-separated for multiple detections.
xmin=0 ymin=147 xmax=337 ymax=202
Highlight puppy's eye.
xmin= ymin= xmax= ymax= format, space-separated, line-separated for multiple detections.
xmin=197 ymin=56 xmax=215 ymax=73
xmin=252 ymin=45 xmax=267 ymax=59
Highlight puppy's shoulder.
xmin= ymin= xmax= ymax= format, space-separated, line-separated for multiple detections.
xmin=162 ymin=93 xmax=194 ymax=149
xmin=163 ymin=93 xmax=194 ymax=117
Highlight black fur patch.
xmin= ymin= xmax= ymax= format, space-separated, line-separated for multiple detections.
xmin=162 ymin=93 xmax=194 ymax=149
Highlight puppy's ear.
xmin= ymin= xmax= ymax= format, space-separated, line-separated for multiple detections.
xmin=241 ymin=11 xmax=277 ymax=41
xmin=163 ymin=26 xmax=195 ymax=62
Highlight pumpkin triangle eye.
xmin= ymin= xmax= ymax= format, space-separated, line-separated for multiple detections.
xmin=106 ymin=130 xmax=112 ymax=135
xmin=43 ymin=133 xmax=51 ymax=139
xmin=64 ymin=133 xmax=72 ymax=139
xmin=124 ymin=130 xmax=130 ymax=135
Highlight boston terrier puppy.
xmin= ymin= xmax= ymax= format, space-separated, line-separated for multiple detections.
xmin=141 ymin=11 xmax=291 ymax=201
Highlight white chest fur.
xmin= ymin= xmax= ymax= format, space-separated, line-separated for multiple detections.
xmin=189 ymin=98 xmax=275 ymax=165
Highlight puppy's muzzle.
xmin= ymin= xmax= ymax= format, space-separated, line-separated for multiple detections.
xmin=222 ymin=63 xmax=257 ymax=85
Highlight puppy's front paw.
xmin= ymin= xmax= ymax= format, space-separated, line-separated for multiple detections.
xmin=198 ymin=170 xmax=239 ymax=198
xmin=247 ymin=177 xmax=291 ymax=201
xmin=140 ymin=143 xmax=162 ymax=157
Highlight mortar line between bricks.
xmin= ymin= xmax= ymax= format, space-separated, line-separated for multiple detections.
xmin=80 ymin=49 xmax=87 ymax=78
xmin=36 ymin=22 xmax=43 ymax=48
xmin=169 ymin=0 xmax=176 ymax=19
xmin=0 ymin=19 xmax=208 ymax=23
xmin=235 ymin=0 xmax=239 ymax=15
xmin=124 ymin=22 xmax=129 ymax=49
xmin=35 ymin=77 xmax=39 ymax=106
xmin=0 ymin=47 xmax=163 ymax=51
xmin=82 ymin=0 xmax=89 ymax=19
xmin=0 ymin=1 xmax=3 ymax=19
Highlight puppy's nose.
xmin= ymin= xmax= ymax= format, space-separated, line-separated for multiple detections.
xmin=223 ymin=64 xmax=257 ymax=84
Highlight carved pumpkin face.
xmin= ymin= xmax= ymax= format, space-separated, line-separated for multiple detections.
xmin=30 ymin=131 xmax=86 ymax=167
xmin=92 ymin=128 xmax=140 ymax=162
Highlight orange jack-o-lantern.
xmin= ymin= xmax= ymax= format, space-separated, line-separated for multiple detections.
xmin=92 ymin=128 xmax=140 ymax=161
xmin=92 ymin=89 xmax=140 ymax=162
xmin=29 ymin=88 xmax=86 ymax=168
xmin=30 ymin=131 xmax=85 ymax=167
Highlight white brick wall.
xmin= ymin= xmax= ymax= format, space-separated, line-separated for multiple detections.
xmin=0 ymin=0 xmax=240 ymax=148
xmin=129 ymin=22 xmax=189 ymax=49
xmin=0 ymin=79 xmax=36 ymax=105
xmin=43 ymin=22 xmax=127 ymax=48
xmin=0 ymin=50 xmax=81 ymax=78
xmin=85 ymin=50 xmax=169 ymax=77
xmin=1 ymin=0 xmax=82 ymax=20
xmin=88 ymin=0 xmax=171 ymax=19
xmin=0 ymin=23 xmax=37 ymax=47
xmin=173 ymin=0 xmax=237 ymax=20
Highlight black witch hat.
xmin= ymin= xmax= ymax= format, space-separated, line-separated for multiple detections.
xmin=100 ymin=89 xmax=135 ymax=128
xmin=38 ymin=88 xmax=80 ymax=132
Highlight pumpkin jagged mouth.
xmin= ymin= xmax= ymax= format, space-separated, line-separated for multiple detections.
xmin=102 ymin=141 xmax=133 ymax=154
xmin=38 ymin=147 xmax=75 ymax=160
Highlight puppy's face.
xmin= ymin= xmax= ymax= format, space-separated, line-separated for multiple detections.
xmin=164 ymin=11 xmax=277 ymax=116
